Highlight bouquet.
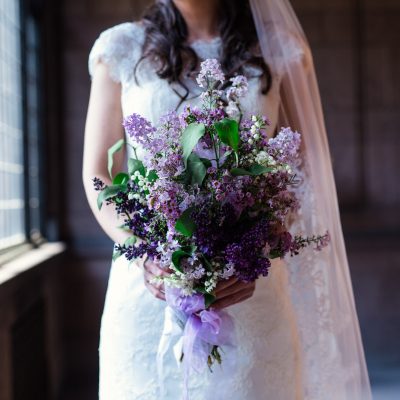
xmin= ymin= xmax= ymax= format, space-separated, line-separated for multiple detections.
xmin=94 ymin=58 xmax=329 ymax=395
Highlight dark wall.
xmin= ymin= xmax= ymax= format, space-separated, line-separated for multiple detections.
xmin=59 ymin=0 xmax=400 ymax=394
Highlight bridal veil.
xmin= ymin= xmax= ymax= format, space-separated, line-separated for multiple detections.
xmin=249 ymin=0 xmax=372 ymax=398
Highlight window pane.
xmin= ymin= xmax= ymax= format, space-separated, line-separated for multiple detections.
xmin=0 ymin=0 xmax=25 ymax=250
xmin=26 ymin=15 xmax=42 ymax=240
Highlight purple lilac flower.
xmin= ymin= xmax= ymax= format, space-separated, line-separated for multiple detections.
xmin=191 ymin=202 xmax=237 ymax=257
xmin=268 ymin=127 xmax=301 ymax=165
xmin=225 ymin=219 xmax=271 ymax=282
xmin=196 ymin=58 xmax=225 ymax=89
xmin=92 ymin=177 xmax=105 ymax=191
xmin=159 ymin=111 xmax=182 ymax=142
xmin=148 ymin=180 xmax=185 ymax=230
xmin=123 ymin=113 xmax=156 ymax=145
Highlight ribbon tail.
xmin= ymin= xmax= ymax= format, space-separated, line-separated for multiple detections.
xmin=157 ymin=306 xmax=186 ymax=399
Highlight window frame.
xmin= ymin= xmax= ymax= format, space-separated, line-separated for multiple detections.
xmin=0 ymin=0 xmax=46 ymax=260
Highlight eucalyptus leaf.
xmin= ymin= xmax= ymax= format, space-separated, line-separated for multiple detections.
xmin=108 ymin=139 xmax=125 ymax=179
xmin=128 ymin=158 xmax=146 ymax=177
xmin=181 ymin=123 xmax=206 ymax=166
xmin=97 ymin=184 xmax=128 ymax=210
xmin=214 ymin=118 xmax=239 ymax=152
xmin=175 ymin=207 xmax=196 ymax=237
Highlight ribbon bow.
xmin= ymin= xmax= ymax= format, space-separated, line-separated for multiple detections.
xmin=157 ymin=286 xmax=234 ymax=400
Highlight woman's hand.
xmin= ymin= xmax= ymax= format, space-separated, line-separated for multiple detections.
xmin=212 ymin=277 xmax=256 ymax=310
xmin=142 ymin=256 xmax=170 ymax=301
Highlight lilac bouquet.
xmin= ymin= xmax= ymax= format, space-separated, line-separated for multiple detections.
xmin=94 ymin=59 xmax=329 ymax=392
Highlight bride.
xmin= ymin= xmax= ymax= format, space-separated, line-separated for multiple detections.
xmin=82 ymin=0 xmax=372 ymax=399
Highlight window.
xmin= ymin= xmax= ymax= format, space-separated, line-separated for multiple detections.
xmin=0 ymin=0 xmax=43 ymax=253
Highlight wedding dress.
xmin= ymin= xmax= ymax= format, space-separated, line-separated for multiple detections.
xmin=88 ymin=14 xmax=371 ymax=400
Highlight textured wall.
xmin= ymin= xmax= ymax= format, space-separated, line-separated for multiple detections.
xmin=59 ymin=0 xmax=400 ymax=395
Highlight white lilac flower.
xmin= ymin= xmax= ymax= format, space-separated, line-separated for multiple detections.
xmin=255 ymin=151 xmax=276 ymax=167
xmin=226 ymin=100 xmax=241 ymax=119
xmin=227 ymin=75 xmax=249 ymax=100
xmin=220 ymin=262 xmax=236 ymax=279
xmin=196 ymin=58 xmax=225 ymax=89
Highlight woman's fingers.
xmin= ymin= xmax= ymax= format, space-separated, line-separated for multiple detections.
xmin=143 ymin=269 xmax=166 ymax=300
xmin=215 ymin=276 xmax=239 ymax=294
xmin=212 ymin=290 xmax=253 ymax=310
xmin=212 ymin=279 xmax=256 ymax=309
xmin=215 ymin=279 xmax=255 ymax=300
xmin=142 ymin=257 xmax=168 ymax=301
xmin=143 ymin=257 xmax=170 ymax=277
xmin=144 ymin=279 xmax=166 ymax=301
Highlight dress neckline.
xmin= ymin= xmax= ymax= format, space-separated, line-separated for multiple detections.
xmin=188 ymin=36 xmax=222 ymax=47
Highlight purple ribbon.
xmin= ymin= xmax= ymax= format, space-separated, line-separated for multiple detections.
xmin=164 ymin=286 xmax=234 ymax=400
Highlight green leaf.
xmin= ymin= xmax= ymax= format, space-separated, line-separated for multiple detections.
xmin=181 ymin=123 xmax=206 ymax=166
xmin=108 ymin=139 xmax=125 ymax=179
xmin=123 ymin=236 xmax=137 ymax=247
xmin=199 ymin=254 xmax=213 ymax=271
xmin=230 ymin=163 xmax=274 ymax=176
xmin=97 ymin=184 xmax=128 ymax=210
xmin=112 ymin=249 xmax=122 ymax=262
xmin=214 ymin=118 xmax=239 ymax=152
xmin=128 ymin=158 xmax=145 ymax=177
xmin=194 ymin=286 xmax=208 ymax=294
xmin=205 ymin=293 xmax=216 ymax=308
xmin=117 ymin=224 xmax=132 ymax=232
xmin=171 ymin=248 xmax=193 ymax=272
xmin=249 ymin=164 xmax=274 ymax=175
xmin=230 ymin=167 xmax=250 ymax=176
xmin=187 ymin=153 xmax=207 ymax=186
xmin=146 ymin=170 xmax=158 ymax=182
xmin=199 ymin=158 xmax=212 ymax=168
xmin=180 ymin=245 xmax=197 ymax=254
xmin=268 ymin=249 xmax=281 ymax=259
xmin=112 ymin=172 xmax=130 ymax=185
xmin=175 ymin=207 xmax=196 ymax=237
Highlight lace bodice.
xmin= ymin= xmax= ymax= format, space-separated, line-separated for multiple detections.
xmin=88 ymin=21 xmax=282 ymax=156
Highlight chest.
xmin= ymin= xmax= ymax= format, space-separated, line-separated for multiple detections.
xmin=119 ymin=40 xmax=282 ymax=152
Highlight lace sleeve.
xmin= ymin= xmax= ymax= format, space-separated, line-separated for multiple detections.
xmin=88 ymin=22 xmax=144 ymax=83
xmin=261 ymin=25 xmax=310 ymax=77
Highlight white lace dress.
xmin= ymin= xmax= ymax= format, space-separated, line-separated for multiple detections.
xmin=89 ymin=21 xmax=304 ymax=400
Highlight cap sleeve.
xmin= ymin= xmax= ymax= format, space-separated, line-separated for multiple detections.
xmin=88 ymin=22 xmax=144 ymax=83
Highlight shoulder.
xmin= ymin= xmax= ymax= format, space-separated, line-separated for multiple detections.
xmin=94 ymin=21 xmax=145 ymax=48
xmin=88 ymin=21 xmax=146 ymax=82
xmin=264 ymin=27 xmax=311 ymax=74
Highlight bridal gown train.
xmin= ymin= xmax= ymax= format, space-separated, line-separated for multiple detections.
xmin=88 ymin=21 xmax=335 ymax=400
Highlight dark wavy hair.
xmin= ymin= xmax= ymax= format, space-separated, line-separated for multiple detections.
xmin=135 ymin=0 xmax=272 ymax=107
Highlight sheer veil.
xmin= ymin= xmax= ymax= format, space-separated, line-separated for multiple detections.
xmin=249 ymin=0 xmax=372 ymax=398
